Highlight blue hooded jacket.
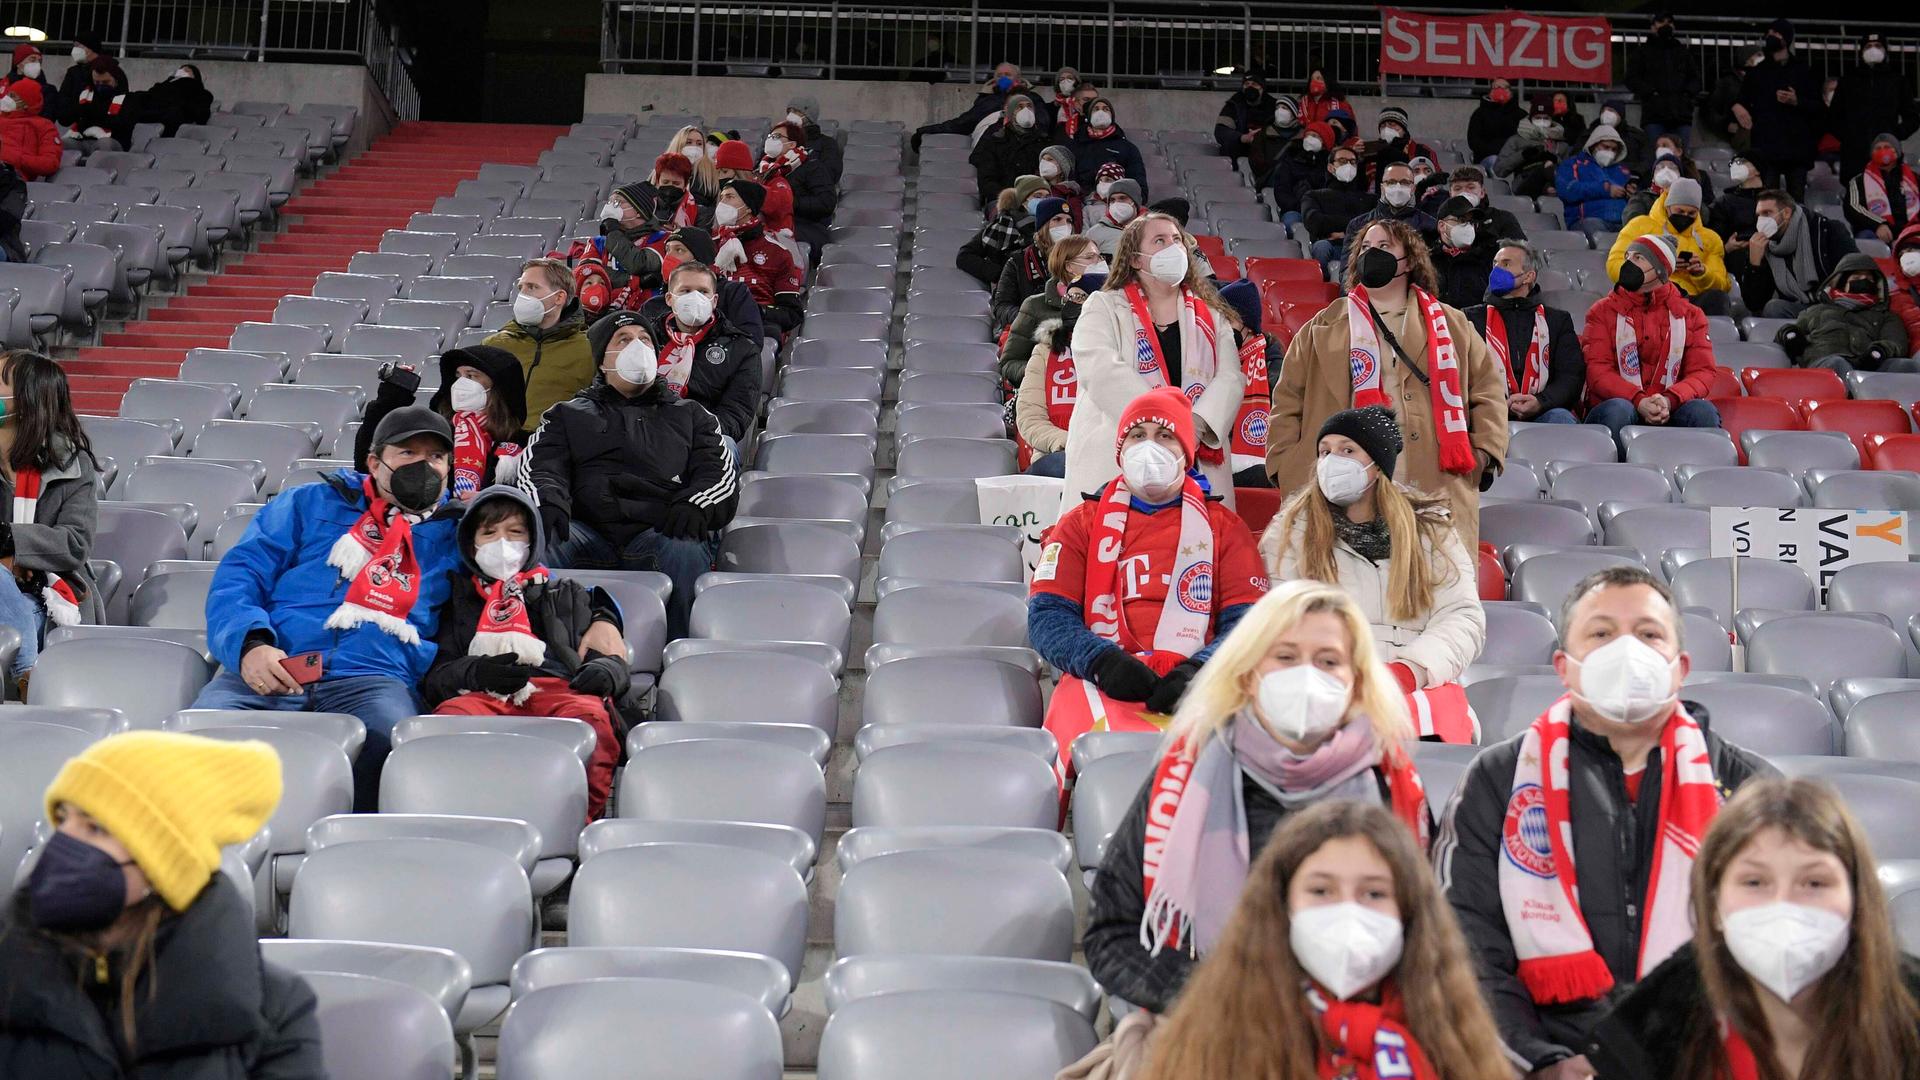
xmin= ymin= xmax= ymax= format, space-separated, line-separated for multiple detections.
xmin=205 ymin=470 xmax=464 ymax=681
xmin=1556 ymin=125 xmax=1634 ymax=227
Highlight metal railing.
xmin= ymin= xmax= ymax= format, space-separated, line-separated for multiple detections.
xmin=601 ymin=2 xmax=1920 ymax=98
xmin=1 ymin=0 xmax=418 ymax=117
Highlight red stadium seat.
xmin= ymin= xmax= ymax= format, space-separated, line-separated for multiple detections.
xmin=1477 ymin=542 xmax=1506 ymax=601
xmin=1191 ymin=235 xmax=1241 ymax=282
xmin=1235 ymin=487 xmax=1282 ymax=535
xmin=1707 ymin=367 xmax=1743 ymax=399
xmin=1741 ymin=366 xmax=1847 ymax=410
xmin=1866 ymin=433 xmax=1920 ymax=471
xmin=1243 ymin=257 xmax=1328 ymax=291
xmin=1709 ymin=396 xmax=1804 ymax=463
xmin=1804 ymin=398 xmax=1913 ymax=457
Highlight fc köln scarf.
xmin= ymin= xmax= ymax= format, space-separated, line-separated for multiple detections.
xmin=325 ymin=479 xmax=424 ymax=643
xmin=11 ymin=467 xmax=81 ymax=626
xmin=469 ymin=568 xmax=549 ymax=704
xmin=1347 ymin=285 xmax=1475 ymax=473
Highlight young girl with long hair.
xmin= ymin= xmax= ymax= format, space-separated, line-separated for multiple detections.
xmin=1137 ymin=800 xmax=1511 ymax=1080
xmin=1590 ymin=776 xmax=1920 ymax=1079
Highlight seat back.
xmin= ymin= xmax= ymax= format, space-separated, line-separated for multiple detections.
xmin=380 ymin=732 xmax=587 ymax=859
xmin=496 ymin=979 xmax=783 ymax=1080
xmin=566 ymin=844 xmax=808 ymax=983
xmin=852 ymin=743 xmax=1056 ymax=829
xmin=304 ymin=972 xmax=457 ymax=1080
xmin=835 ymin=849 xmax=1074 ymax=960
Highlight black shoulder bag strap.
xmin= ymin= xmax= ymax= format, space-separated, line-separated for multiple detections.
xmin=1361 ymin=297 xmax=1431 ymax=387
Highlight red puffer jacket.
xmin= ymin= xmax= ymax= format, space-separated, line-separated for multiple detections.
xmin=0 ymin=99 xmax=60 ymax=179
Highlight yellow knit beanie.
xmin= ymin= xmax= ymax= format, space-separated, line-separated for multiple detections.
xmin=44 ymin=731 xmax=282 ymax=912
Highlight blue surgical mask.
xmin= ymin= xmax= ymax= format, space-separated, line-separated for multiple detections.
xmin=1487 ymin=266 xmax=1518 ymax=295
xmin=995 ymin=75 xmax=1014 ymax=92
xmin=1025 ymin=197 xmax=1042 ymax=218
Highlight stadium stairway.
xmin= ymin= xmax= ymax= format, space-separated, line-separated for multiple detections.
xmin=57 ymin=122 xmax=564 ymax=414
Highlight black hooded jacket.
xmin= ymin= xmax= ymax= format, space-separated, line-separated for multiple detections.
xmin=419 ymin=484 xmax=630 ymax=708
xmin=355 ymin=345 xmax=529 ymax=493
xmin=0 ymin=876 xmax=323 ymax=1078
xmin=129 ymin=68 xmax=213 ymax=137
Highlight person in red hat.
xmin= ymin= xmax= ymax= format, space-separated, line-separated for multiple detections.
xmin=0 ymin=80 xmax=61 ymax=180
xmin=1030 ymin=386 xmax=1270 ymax=774
xmin=0 ymin=44 xmax=50 ymax=102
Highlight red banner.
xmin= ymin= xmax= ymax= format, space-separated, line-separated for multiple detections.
xmin=1379 ymin=7 xmax=1613 ymax=85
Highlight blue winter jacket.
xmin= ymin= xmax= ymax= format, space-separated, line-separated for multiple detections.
xmin=1556 ymin=152 xmax=1633 ymax=227
xmin=205 ymin=470 xmax=463 ymax=680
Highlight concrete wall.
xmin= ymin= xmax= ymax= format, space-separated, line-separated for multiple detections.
xmin=43 ymin=57 xmax=397 ymax=154
xmin=583 ymin=73 xmax=1638 ymax=140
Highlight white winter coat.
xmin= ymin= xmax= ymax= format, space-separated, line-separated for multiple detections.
xmin=1064 ymin=287 xmax=1245 ymax=505
xmin=1259 ymin=505 xmax=1486 ymax=686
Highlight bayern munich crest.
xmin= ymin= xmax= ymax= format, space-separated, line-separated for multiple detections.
xmin=1175 ymin=561 xmax=1214 ymax=613
xmin=1501 ymin=783 xmax=1555 ymax=878
xmin=1240 ymin=410 xmax=1268 ymax=446
xmin=1350 ymin=347 xmax=1377 ymax=386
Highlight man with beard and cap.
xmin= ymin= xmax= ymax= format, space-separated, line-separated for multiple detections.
xmin=1467 ymin=239 xmax=1587 ymax=424
xmin=523 ymin=308 xmax=738 ymax=641
xmin=1608 ymin=177 xmax=1732 ymax=314
xmin=1580 ymin=233 xmax=1721 ymax=443
xmin=1827 ymin=33 xmax=1920 ymax=183
xmin=1736 ymin=19 xmax=1823 ymax=200
xmin=709 ymin=177 xmax=806 ymax=336
xmin=50 ymin=31 xmax=107 ymax=126
xmin=1844 ymin=133 xmax=1920 ymax=244
xmin=1779 ymin=253 xmax=1916 ymax=375
xmin=1214 ymin=70 xmax=1279 ymax=163
xmin=195 ymin=405 xmax=465 ymax=810
xmin=1431 ymin=195 xmax=1500 ymax=309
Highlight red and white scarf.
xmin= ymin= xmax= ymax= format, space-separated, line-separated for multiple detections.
xmin=1347 ymin=285 xmax=1474 ymax=473
xmin=756 ymin=145 xmax=808 ymax=180
xmin=325 ymin=479 xmax=425 ymax=643
xmin=469 ymin=568 xmax=548 ymax=704
xmin=662 ymin=320 xmax=711 ymax=400
xmin=451 ymin=411 xmax=492 ymax=501
xmin=1310 ymin=983 xmax=1442 ymax=1080
xmin=1498 ymin=697 xmax=1722 ymax=1005
xmin=12 ymin=468 xmax=79 ymax=626
xmin=1864 ymin=164 xmax=1920 ymax=225
xmin=1720 ymin=1018 xmax=1762 ymax=1080
xmin=1230 ymin=332 xmax=1269 ymax=472
xmin=1123 ymin=283 xmax=1224 ymax=466
xmin=1614 ymin=309 xmax=1688 ymax=390
xmin=1084 ymin=474 xmax=1213 ymax=666
xmin=1486 ymin=302 xmax=1550 ymax=395
xmin=1055 ymin=96 xmax=1081 ymax=139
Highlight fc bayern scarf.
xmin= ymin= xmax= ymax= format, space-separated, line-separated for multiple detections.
xmin=1123 ymin=283 xmax=1224 ymax=465
xmin=1140 ymin=717 xmax=1429 ymax=955
xmin=469 ymin=568 xmax=548 ymax=704
xmin=1230 ymin=331 xmax=1269 ymax=472
xmin=1310 ymin=982 xmax=1442 ymax=1080
xmin=1497 ymin=696 xmax=1722 ymax=1005
xmin=1347 ymin=285 xmax=1474 ymax=473
xmin=1613 ymin=309 xmax=1688 ymax=390
xmin=324 ymin=479 xmax=424 ymax=643
xmin=451 ymin=411 xmax=493 ymax=501
xmin=1083 ymin=474 xmax=1212 ymax=666
xmin=11 ymin=467 xmax=80 ymax=626
xmin=1485 ymin=302 xmax=1550 ymax=396
xmin=1863 ymin=164 xmax=1920 ymax=226
xmin=662 ymin=319 xmax=712 ymax=400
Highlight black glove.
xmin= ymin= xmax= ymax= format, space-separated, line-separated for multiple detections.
xmin=1089 ymin=649 xmax=1159 ymax=703
xmin=468 ymin=653 xmax=537 ymax=696
xmin=539 ymin=503 xmax=570 ymax=548
xmin=1868 ymin=344 xmax=1890 ymax=365
xmin=569 ymin=652 xmax=626 ymax=699
xmin=659 ymin=501 xmax=707 ymax=540
xmin=1145 ymin=660 xmax=1200 ymax=714
xmin=376 ymin=362 xmax=422 ymax=398
xmin=1776 ymin=324 xmax=1805 ymax=358
xmin=910 ymin=129 xmax=924 ymax=154
xmin=599 ymin=217 xmax=620 ymax=236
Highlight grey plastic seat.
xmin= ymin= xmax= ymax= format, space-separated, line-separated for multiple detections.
xmin=179 ymin=349 xmax=286 ymax=397
xmin=229 ymin=320 xmax=328 ymax=365
xmin=618 ymin=740 xmax=825 ymax=847
xmin=271 ymin=296 xmax=366 ymax=350
xmin=853 ymin=724 xmax=1056 ymax=767
xmin=861 ymin=654 xmax=1042 ymax=729
xmin=197 ymin=725 xmax=350 ymax=927
xmin=1677 ymin=682 xmax=1836 ymax=755
xmin=802 ymin=312 xmax=888 ymax=342
xmin=126 ymin=567 xmax=214 ymax=629
xmin=1469 ymin=674 xmax=1575 ymax=741
xmin=347 ymin=251 xmax=433 ymax=283
xmin=1509 ymin=549 xmax=1643 ymax=609
xmin=1747 ymin=614 xmax=1906 ymax=691
xmin=306 ymin=814 xmax=540 ymax=881
xmin=1824 ymin=774 xmax=1920 ymax=860
xmin=405 ymin=276 xmax=496 ymax=323
xmin=1479 ymin=602 xmax=1559 ymax=666
xmin=895 ymin=403 xmax=1008 ymax=442
xmin=1679 ymin=466 xmax=1806 ymax=508
xmin=391 ymin=713 xmax=598 ymax=767
xmin=656 ymin=650 xmax=838 ymax=733
xmin=717 ymin=522 xmax=862 ymax=591
xmin=567 ymin=843 xmax=808 ymax=984
xmin=1813 ymin=471 xmax=1920 ymax=511
xmin=78 ymin=220 xmax=163 ymax=296
xmin=895 ymin=377 xmax=1003 ymax=410
xmin=83 ymin=415 xmax=175 ymax=462
xmin=1619 ymin=424 xmax=1739 ymax=469
xmin=510 ymin=946 xmax=790 ymax=1019
xmin=904 ymin=315 xmax=991 ymax=348
xmin=260 ymin=939 xmax=471 ymax=1024
xmin=29 ymin=637 xmax=211 ymax=729
xmin=0 ymin=261 xmax=67 ymax=345
xmin=196 ymin=172 xmax=272 ymax=227
xmin=1510 ymin=422 xmax=1618 ymax=465
xmin=380 ymin=732 xmax=585 ymax=897
xmin=1070 ymin=751 xmax=1154 ymax=875
xmin=290 ymin=353 xmax=385 ymax=399
xmin=0 ymin=704 xmax=128 ymax=738
xmin=90 ymin=507 xmax=190 ymax=606
xmin=242 ymin=388 xmax=356 ymax=454
xmin=875 ymin=529 xmax=1023 ymax=591
xmin=1842 ymin=690 xmax=1920 ymax=760
xmin=818 ymin=987 xmax=1095 ymax=1080
xmin=439 ymin=254 xmax=525 ymax=296
xmin=902 ymin=341 xmax=999 ymax=375
xmin=884 ymin=478 xmax=982 ymax=528
xmin=339 ymin=324 xmax=440 ymax=365
xmin=496 ymin=979 xmax=783 ymax=1080
xmin=808 ymin=287 xmax=893 ymax=315
xmin=687 ymin=577 xmax=851 ymax=661
xmin=33 ymin=241 xmax=117 ymax=325
xmin=632 ymin=718 xmax=832 ymax=768
xmin=167 ymin=708 xmax=364 ymax=759
xmin=1071 ymin=732 xmax=1161 ymax=770
xmin=736 ymin=473 xmax=871 ymax=533
xmin=0 ymin=721 xmax=97 ymax=877
xmin=579 ymin=819 xmax=815 ymax=882
xmin=460 ymin=232 xmax=546 ymax=260
xmin=852 ymin=742 xmax=1056 ymax=829
xmin=120 ymin=459 xmax=257 ymax=549
xmin=870 ymin=583 xmax=1029 ymax=651
xmin=836 ymin=824 xmax=1070 ymax=879
xmin=380 ymin=298 xmax=471 ymax=344
xmin=159 ymin=188 xmax=240 ymax=258
xmin=288 ymin=837 xmax=532 ymax=1035
xmin=1480 ymin=500 xmax=1592 ymax=552
xmin=823 ymin=955 xmax=1098 ymax=1022
xmin=304 ymin=971 xmax=457 ymax=1080
xmin=1746 ymin=430 xmax=1860 ymax=473
xmin=1550 ymin=463 xmax=1672 ymax=513
xmin=778 ymin=367 xmax=885 ymax=403
xmin=1669 ymin=557 xmax=1815 ymax=631
xmin=789 ymin=338 xmax=888 ymax=371
xmin=193 ymin=419 xmax=319 ymax=493
xmin=1602 ymin=505 xmax=1710 ymax=579
xmin=836 ymin=848 xmax=1073 ymax=961
xmin=1829 ymin=563 xmax=1920 ymax=637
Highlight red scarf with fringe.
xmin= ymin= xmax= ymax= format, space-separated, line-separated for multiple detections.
xmin=324 ymin=479 xmax=423 ymax=643
xmin=1312 ymin=982 xmax=1442 ymax=1080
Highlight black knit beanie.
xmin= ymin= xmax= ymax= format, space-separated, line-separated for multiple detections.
xmin=1318 ymin=405 xmax=1402 ymax=477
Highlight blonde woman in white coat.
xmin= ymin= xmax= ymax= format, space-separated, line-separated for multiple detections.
xmin=1259 ymin=405 xmax=1485 ymax=742
xmin=1065 ymin=211 xmax=1244 ymax=505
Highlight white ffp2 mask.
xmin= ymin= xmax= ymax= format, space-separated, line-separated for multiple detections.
xmin=672 ymin=291 xmax=714 ymax=326
xmin=1119 ymin=440 xmax=1183 ymax=501
xmin=474 ymin=538 xmax=529 ymax=581
xmin=511 ymin=291 xmax=552 ymax=326
xmin=1723 ymin=902 xmax=1850 ymax=1004
xmin=1290 ymin=901 xmax=1405 ymax=1001
xmin=1569 ymin=634 xmax=1677 ymax=725
xmin=1048 ymin=223 xmax=1073 ymax=243
xmin=1315 ymin=454 xmax=1373 ymax=506
xmin=712 ymin=201 xmax=740 ymax=227
xmin=1255 ymin=665 xmax=1351 ymax=744
xmin=1146 ymin=244 xmax=1188 ymax=285
xmin=612 ymin=340 xmax=657 ymax=385
xmin=449 ymin=376 xmax=488 ymax=414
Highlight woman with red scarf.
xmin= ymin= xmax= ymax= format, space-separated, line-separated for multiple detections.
xmin=1028 ymin=387 xmax=1267 ymax=774
xmin=1844 ymin=133 xmax=1920 ymax=245
xmin=758 ymin=119 xmax=836 ymax=262
xmin=355 ymin=346 xmax=527 ymax=503
xmin=1590 ymin=777 xmax=1920 ymax=1080
xmin=1296 ymin=67 xmax=1352 ymax=129
xmin=1134 ymin=800 xmax=1509 ymax=1080
xmin=644 ymin=152 xmax=705 ymax=230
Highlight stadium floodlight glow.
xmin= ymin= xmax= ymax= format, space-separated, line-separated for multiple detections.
xmin=3 ymin=26 xmax=46 ymax=42
xmin=1212 ymin=65 xmax=1236 ymax=75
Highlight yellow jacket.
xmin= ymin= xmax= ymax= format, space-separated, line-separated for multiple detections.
xmin=1605 ymin=192 xmax=1732 ymax=297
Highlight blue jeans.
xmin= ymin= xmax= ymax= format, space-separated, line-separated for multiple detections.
xmin=191 ymin=670 xmax=422 ymax=812
xmin=0 ymin=584 xmax=42 ymax=678
xmin=1585 ymin=397 xmax=1721 ymax=445
xmin=1310 ymin=237 xmax=1343 ymax=272
xmin=552 ymin=520 xmax=714 ymax=641
xmin=1279 ymin=210 xmax=1303 ymax=229
xmin=1535 ymin=408 xmax=1578 ymax=424
xmin=1026 ymin=450 xmax=1065 ymax=478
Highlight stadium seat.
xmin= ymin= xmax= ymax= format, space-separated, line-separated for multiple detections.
xmin=260 ymin=939 xmax=471 ymax=1024
xmin=1866 ymin=433 xmax=1920 ymax=471
xmin=0 ymin=721 xmax=97 ymax=877
xmin=619 ymin=739 xmax=826 ymax=847
xmin=1812 ymin=470 xmax=1920 ymax=510
xmin=852 ymin=741 xmax=1057 ymax=829
xmin=1804 ymin=398 xmax=1912 ymax=457
xmin=510 ymin=946 xmax=791 ymax=1019
xmin=1070 ymin=750 xmax=1154 ymax=878
xmin=496 ymin=979 xmax=783 ymax=1080
xmin=836 ymin=848 xmax=1074 ymax=961
xmin=579 ymin=818 xmax=815 ymax=883
xmin=304 ymin=971 xmax=457 ymax=1080
xmin=29 ymin=637 xmax=212 ymax=728
xmin=1743 ymin=366 xmax=1846 ymax=409
xmin=1480 ymin=500 xmax=1592 ymax=552
xmin=656 ymin=650 xmax=838 ymax=732
xmin=1677 ymin=682 xmax=1837 ymax=756
xmin=631 ymin=719 xmax=832 ymax=768
xmin=1746 ymin=429 xmax=1860 ymax=474
xmin=1747 ymin=614 xmax=1907 ymax=692
xmin=1678 ymin=466 xmax=1805 ymax=508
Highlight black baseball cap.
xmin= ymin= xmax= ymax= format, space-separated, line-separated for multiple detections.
xmin=370 ymin=405 xmax=453 ymax=451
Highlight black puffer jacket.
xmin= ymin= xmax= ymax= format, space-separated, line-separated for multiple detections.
xmin=785 ymin=155 xmax=838 ymax=258
xmin=1432 ymin=234 xmax=1499 ymax=309
xmin=1435 ymin=711 xmax=1772 ymax=1072
xmin=992 ymin=244 xmax=1050 ymax=333
xmin=523 ymin=375 xmax=738 ymax=547
xmin=420 ymin=484 xmax=630 ymax=708
xmin=0 ymin=876 xmax=324 ymax=1079
xmin=971 ymin=123 xmax=1050 ymax=204
xmin=625 ymin=307 xmax=762 ymax=443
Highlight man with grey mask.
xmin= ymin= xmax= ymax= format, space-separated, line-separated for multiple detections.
xmin=195 ymin=405 xmax=467 ymax=812
xmin=1437 ymin=565 xmax=1771 ymax=1080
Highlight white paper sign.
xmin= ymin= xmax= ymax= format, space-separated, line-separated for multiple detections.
xmin=976 ymin=474 xmax=1066 ymax=578
xmin=1707 ymin=506 xmax=1911 ymax=603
